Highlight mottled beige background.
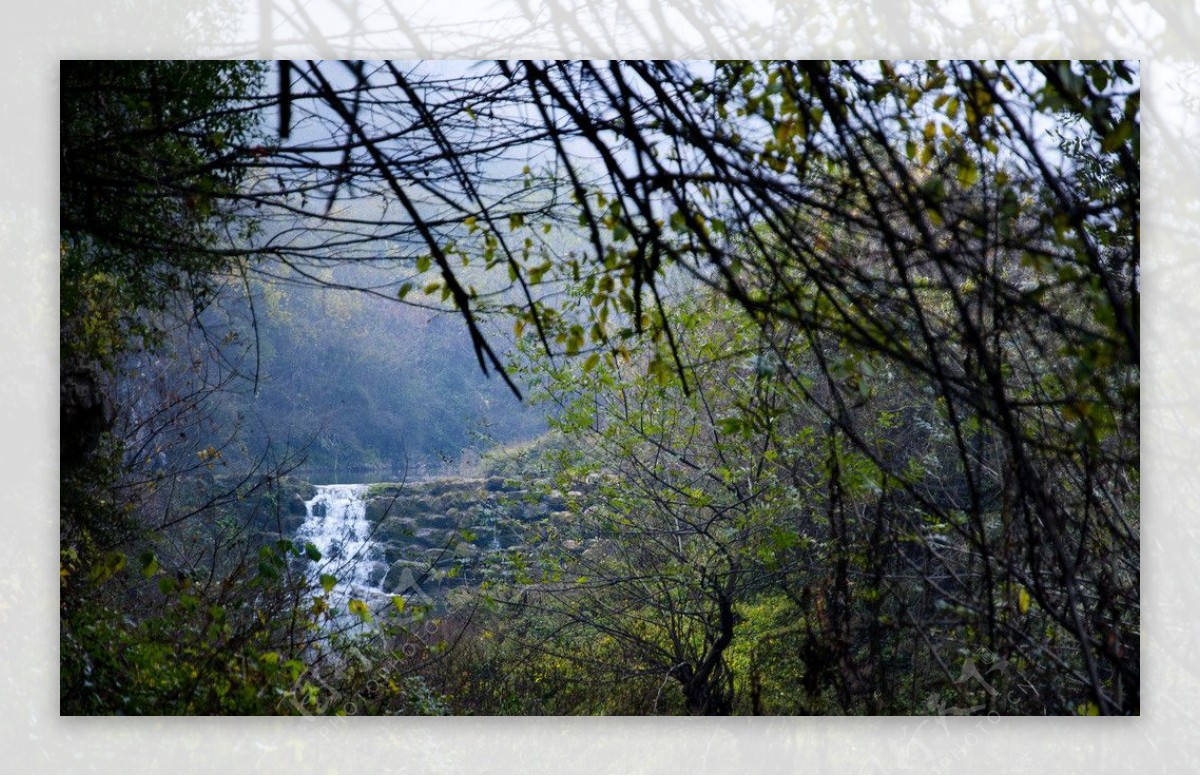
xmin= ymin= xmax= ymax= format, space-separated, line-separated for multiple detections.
xmin=2 ymin=1 xmax=1190 ymax=771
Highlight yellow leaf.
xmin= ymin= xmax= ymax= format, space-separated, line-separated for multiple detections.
xmin=1018 ymin=586 xmax=1031 ymax=615
xmin=348 ymin=598 xmax=372 ymax=622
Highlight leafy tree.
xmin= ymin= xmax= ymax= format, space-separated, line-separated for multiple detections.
xmin=359 ymin=61 xmax=1132 ymax=714
xmin=58 ymin=60 xmax=316 ymax=714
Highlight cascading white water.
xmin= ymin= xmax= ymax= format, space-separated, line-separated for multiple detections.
xmin=295 ymin=484 xmax=388 ymax=615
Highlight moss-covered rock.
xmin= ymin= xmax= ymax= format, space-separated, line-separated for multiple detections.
xmin=497 ymin=499 xmax=533 ymax=521
xmin=366 ymin=482 xmax=411 ymax=499
xmin=363 ymin=498 xmax=389 ymax=523
xmin=376 ymin=516 xmax=418 ymax=544
xmin=382 ymin=560 xmax=428 ymax=594
xmin=380 ymin=541 xmax=407 ymax=565
xmin=425 ymin=479 xmax=461 ymax=497
xmin=422 ymin=512 xmax=460 ymax=531
xmin=365 ymin=493 xmax=432 ymax=522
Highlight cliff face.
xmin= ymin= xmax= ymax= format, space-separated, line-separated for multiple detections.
xmin=60 ymin=358 xmax=114 ymax=471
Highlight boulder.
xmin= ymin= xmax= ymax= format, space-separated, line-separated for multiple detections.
xmin=282 ymin=513 xmax=306 ymax=534
xmin=366 ymin=483 xmax=406 ymax=499
xmin=380 ymin=542 xmax=406 ymax=565
xmin=376 ymin=517 xmax=418 ymax=544
xmin=544 ymin=490 xmax=567 ymax=511
xmin=382 ymin=560 xmax=428 ymax=594
xmin=364 ymin=498 xmax=390 ymax=523
xmin=286 ymin=494 xmax=308 ymax=516
xmin=424 ymin=512 xmax=460 ymax=531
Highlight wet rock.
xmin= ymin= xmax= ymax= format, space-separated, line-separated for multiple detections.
xmin=282 ymin=514 xmax=306 ymax=534
xmin=287 ymin=494 xmax=308 ymax=516
xmin=364 ymin=498 xmax=389 ymax=523
xmin=366 ymin=561 xmax=388 ymax=588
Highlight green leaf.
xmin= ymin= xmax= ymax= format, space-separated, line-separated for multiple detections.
xmin=583 ymin=352 xmax=601 ymax=372
xmin=397 ymin=282 xmax=413 ymax=300
xmin=956 ymin=159 xmax=980 ymax=187
xmin=319 ymin=573 xmax=337 ymax=594
xmin=716 ymin=416 xmax=744 ymax=435
xmin=139 ymin=550 xmax=159 ymax=579
xmin=1101 ymin=120 xmax=1133 ymax=153
xmin=416 ymin=254 xmax=432 ymax=273
xmin=88 ymin=550 xmax=126 ymax=584
xmin=304 ymin=542 xmax=322 ymax=562
xmin=392 ymin=595 xmax=406 ymax=613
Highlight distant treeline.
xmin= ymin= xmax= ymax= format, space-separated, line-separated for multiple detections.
xmin=198 ymin=265 xmax=546 ymax=474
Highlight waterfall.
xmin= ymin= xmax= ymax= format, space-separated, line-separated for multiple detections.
xmin=294 ymin=484 xmax=388 ymax=618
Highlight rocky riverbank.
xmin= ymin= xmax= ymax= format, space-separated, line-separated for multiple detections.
xmin=354 ymin=474 xmax=597 ymax=597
